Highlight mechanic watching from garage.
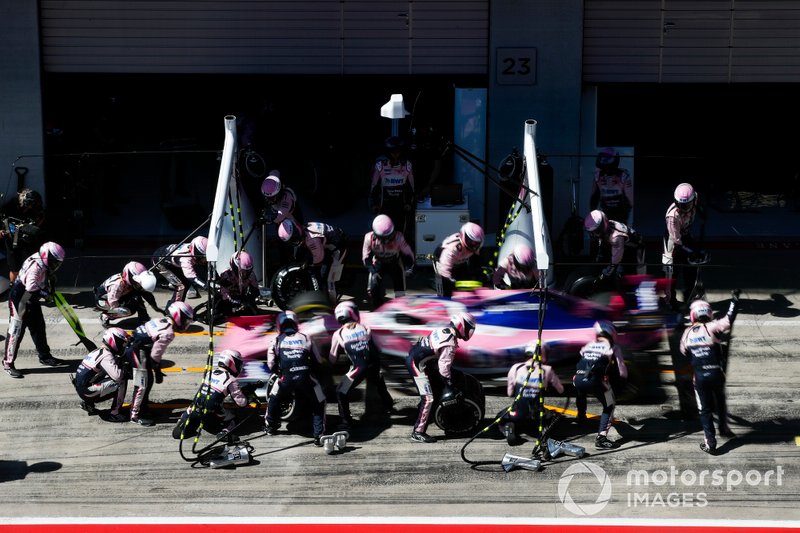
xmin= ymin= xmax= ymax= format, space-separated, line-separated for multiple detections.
xmin=499 ymin=341 xmax=564 ymax=445
xmin=573 ymin=320 xmax=628 ymax=450
xmin=329 ymin=301 xmax=395 ymax=430
xmin=405 ymin=312 xmax=476 ymax=443
xmin=590 ymin=148 xmax=634 ymax=225
xmin=663 ymin=182 xmax=706 ymax=310
xmin=369 ymin=135 xmax=415 ymax=243
xmin=492 ymin=243 xmax=539 ymax=289
xmin=433 ymin=222 xmax=485 ymax=298
xmin=680 ymin=292 xmax=740 ymax=455
xmin=584 ymin=209 xmax=646 ymax=282
xmin=3 ymin=241 xmax=68 ymax=378
xmin=264 ymin=310 xmax=327 ymax=446
xmin=362 ymin=214 xmax=415 ymax=309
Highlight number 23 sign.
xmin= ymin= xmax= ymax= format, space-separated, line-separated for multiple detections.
xmin=496 ymin=47 xmax=537 ymax=85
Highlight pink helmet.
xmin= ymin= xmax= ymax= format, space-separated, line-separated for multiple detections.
xmin=334 ymin=301 xmax=360 ymax=324
xmin=459 ymin=222 xmax=484 ymax=252
xmin=261 ymin=172 xmax=282 ymax=200
xmin=122 ymin=261 xmax=147 ymax=285
xmin=102 ymin=327 xmax=130 ymax=355
xmin=372 ymin=214 xmax=394 ymax=240
xmin=190 ymin=236 xmax=208 ymax=258
xmin=218 ymin=349 xmax=244 ymax=377
xmin=278 ymin=220 xmax=301 ymax=243
xmin=450 ymin=312 xmax=477 ymax=341
xmin=689 ymin=299 xmax=713 ymax=323
xmin=584 ymin=210 xmax=607 ymax=233
xmin=230 ymin=251 xmax=254 ymax=277
xmin=40 ymin=242 xmax=66 ymax=272
xmin=511 ymin=243 xmax=536 ymax=270
xmin=674 ymin=183 xmax=696 ymax=207
xmin=167 ymin=301 xmax=194 ymax=332
xmin=594 ymin=320 xmax=617 ymax=344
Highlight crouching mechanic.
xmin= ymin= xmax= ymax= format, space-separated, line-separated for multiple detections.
xmin=173 ymin=349 xmax=255 ymax=439
xmin=499 ymin=341 xmax=564 ymax=445
xmin=4 ymin=241 xmax=68 ymax=378
xmin=72 ymin=327 xmax=130 ymax=421
xmin=264 ymin=310 xmax=327 ymax=445
xmin=329 ymin=301 xmax=394 ymax=430
xmin=120 ymin=301 xmax=195 ymax=426
xmin=362 ymin=214 xmax=415 ymax=309
xmin=584 ymin=209 xmax=646 ymax=281
xmin=405 ymin=312 xmax=476 ymax=443
xmin=95 ymin=261 xmax=162 ymax=328
xmin=680 ymin=292 xmax=740 ymax=455
xmin=573 ymin=320 xmax=628 ymax=450
xmin=216 ymin=250 xmax=260 ymax=316
xmin=492 ymin=243 xmax=539 ymax=290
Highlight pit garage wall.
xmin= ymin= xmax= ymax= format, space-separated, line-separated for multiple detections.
xmin=486 ymin=0 xmax=584 ymax=237
xmin=0 ymin=0 xmax=45 ymax=200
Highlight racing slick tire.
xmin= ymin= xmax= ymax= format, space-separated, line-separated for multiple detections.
xmin=433 ymin=370 xmax=485 ymax=436
xmin=270 ymin=263 xmax=322 ymax=311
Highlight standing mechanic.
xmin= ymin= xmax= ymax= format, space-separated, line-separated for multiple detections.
xmin=680 ymin=292 xmax=740 ymax=454
xmin=584 ymin=209 xmax=646 ymax=280
xmin=120 ymin=301 xmax=195 ymax=426
xmin=369 ymin=136 xmax=415 ymax=242
xmin=3 ymin=242 xmax=68 ymax=378
xmin=590 ymin=148 xmax=634 ymax=225
xmin=433 ymin=222 xmax=485 ymax=298
xmin=405 ymin=312 xmax=476 ymax=443
xmin=264 ymin=310 xmax=327 ymax=446
xmin=329 ymin=301 xmax=394 ymax=430
xmin=573 ymin=321 xmax=628 ymax=450
xmin=663 ymin=182 xmax=706 ymax=310
xmin=152 ymin=236 xmax=208 ymax=307
xmin=278 ymin=219 xmax=347 ymax=303
xmin=362 ymin=214 xmax=415 ymax=309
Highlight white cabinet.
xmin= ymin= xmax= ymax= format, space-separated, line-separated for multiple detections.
xmin=414 ymin=197 xmax=470 ymax=265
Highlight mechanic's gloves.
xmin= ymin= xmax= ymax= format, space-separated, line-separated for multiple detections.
xmin=601 ymin=264 xmax=616 ymax=278
xmin=728 ymin=289 xmax=741 ymax=322
xmin=441 ymin=379 xmax=462 ymax=406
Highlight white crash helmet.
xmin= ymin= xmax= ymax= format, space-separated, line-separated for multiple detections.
xmin=689 ymin=299 xmax=713 ymax=323
xmin=122 ymin=261 xmax=147 ymax=285
xmin=334 ymin=301 xmax=360 ymax=324
xmin=40 ymin=241 xmax=66 ymax=272
xmin=102 ymin=327 xmax=130 ymax=355
xmin=168 ymin=301 xmax=195 ymax=332
xmin=450 ymin=312 xmax=477 ymax=341
xmin=218 ymin=349 xmax=244 ymax=377
xmin=190 ymin=236 xmax=208 ymax=258
xmin=132 ymin=271 xmax=157 ymax=293
xmin=674 ymin=183 xmax=696 ymax=210
xmin=372 ymin=214 xmax=395 ymax=241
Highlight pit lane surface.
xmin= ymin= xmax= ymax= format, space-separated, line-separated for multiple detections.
xmin=0 ymin=253 xmax=799 ymax=525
